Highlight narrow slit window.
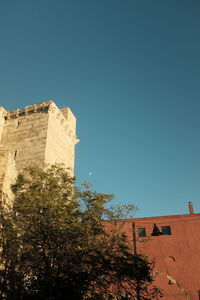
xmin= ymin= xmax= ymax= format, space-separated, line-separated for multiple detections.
xmin=161 ymin=226 xmax=171 ymax=235
xmin=138 ymin=227 xmax=146 ymax=237
xmin=14 ymin=150 xmax=17 ymax=159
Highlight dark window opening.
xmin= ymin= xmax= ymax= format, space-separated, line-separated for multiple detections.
xmin=161 ymin=226 xmax=171 ymax=235
xmin=138 ymin=228 xmax=146 ymax=237
xmin=151 ymin=224 xmax=162 ymax=236
xmin=14 ymin=150 xmax=17 ymax=159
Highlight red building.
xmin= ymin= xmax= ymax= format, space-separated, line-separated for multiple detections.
xmin=107 ymin=202 xmax=200 ymax=300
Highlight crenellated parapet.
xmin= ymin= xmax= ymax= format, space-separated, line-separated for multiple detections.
xmin=4 ymin=101 xmax=79 ymax=144
xmin=5 ymin=101 xmax=56 ymax=119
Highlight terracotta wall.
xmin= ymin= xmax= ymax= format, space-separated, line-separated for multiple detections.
xmin=105 ymin=209 xmax=200 ymax=300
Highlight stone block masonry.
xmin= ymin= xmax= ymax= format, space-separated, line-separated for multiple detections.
xmin=0 ymin=100 xmax=79 ymax=208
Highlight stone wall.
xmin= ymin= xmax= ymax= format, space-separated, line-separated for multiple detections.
xmin=0 ymin=150 xmax=17 ymax=209
xmin=0 ymin=107 xmax=6 ymax=143
xmin=0 ymin=100 xmax=78 ymax=173
xmin=0 ymin=100 xmax=79 ymax=207
xmin=1 ymin=103 xmax=49 ymax=172
xmin=45 ymin=104 xmax=79 ymax=175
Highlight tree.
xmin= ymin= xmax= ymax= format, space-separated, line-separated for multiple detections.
xmin=0 ymin=165 xmax=162 ymax=300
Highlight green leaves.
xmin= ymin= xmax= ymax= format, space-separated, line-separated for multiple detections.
xmin=0 ymin=165 xmax=161 ymax=300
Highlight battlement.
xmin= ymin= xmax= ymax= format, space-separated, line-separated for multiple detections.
xmin=5 ymin=101 xmax=56 ymax=119
xmin=4 ymin=101 xmax=79 ymax=143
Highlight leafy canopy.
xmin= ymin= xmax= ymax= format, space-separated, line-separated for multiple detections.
xmin=0 ymin=165 xmax=161 ymax=300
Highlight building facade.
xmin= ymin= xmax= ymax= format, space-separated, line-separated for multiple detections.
xmin=106 ymin=202 xmax=200 ymax=300
xmin=0 ymin=100 xmax=79 ymax=208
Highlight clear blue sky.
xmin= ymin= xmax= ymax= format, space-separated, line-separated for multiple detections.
xmin=1 ymin=0 xmax=200 ymax=217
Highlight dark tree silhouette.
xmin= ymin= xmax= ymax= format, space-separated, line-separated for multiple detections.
xmin=0 ymin=165 xmax=162 ymax=300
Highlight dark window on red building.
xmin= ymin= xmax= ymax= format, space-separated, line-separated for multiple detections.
xmin=138 ymin=228 xmax=146 ymax=237
xmin=161 ymin=226 xmax=171 ymax=235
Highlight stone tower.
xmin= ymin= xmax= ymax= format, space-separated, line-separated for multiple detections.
xmin=0 ymin=100 xmax=79 ymax=208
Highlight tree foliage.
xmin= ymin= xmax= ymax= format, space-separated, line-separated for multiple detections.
xmin=0 ymin=165 xmax=161 ymax=300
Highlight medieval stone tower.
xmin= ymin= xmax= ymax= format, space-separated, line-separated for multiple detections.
xmin=0 ymin=100 xmax=79 ymax=208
